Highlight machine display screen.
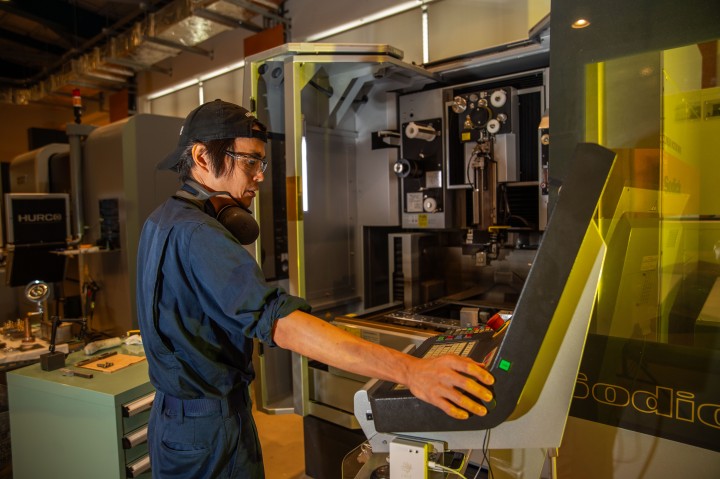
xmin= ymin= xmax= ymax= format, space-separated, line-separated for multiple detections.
xmin=4 ymin=193 xmax=69 ymax=286
xmin=5 ymin=193 xmax=70 ymax=244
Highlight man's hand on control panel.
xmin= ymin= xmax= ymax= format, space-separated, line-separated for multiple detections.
xmin=404 ymin=354 xmax=495 ymax=419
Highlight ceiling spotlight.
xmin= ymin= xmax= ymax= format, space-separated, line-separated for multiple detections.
xmin=572 ymin=18 xmax=591 ymax=29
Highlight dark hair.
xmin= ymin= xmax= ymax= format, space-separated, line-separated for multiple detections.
xmin=176 ymin=138 xmax=237 ymax=183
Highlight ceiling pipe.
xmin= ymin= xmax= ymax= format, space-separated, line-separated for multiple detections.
xmin=6 ymin=1 xmax=169 ymax=89
xmin=1 ymin=0 xmax=286 ymax=105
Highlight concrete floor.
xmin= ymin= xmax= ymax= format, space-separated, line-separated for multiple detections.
xmin=252 ymin=402 xmax=310 ymax=479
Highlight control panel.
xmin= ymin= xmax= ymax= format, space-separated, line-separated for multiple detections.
xmin=414 ymin=324 xmax=505 ymax=365
xmin=368 ymin=319 xmax=509 ymax=433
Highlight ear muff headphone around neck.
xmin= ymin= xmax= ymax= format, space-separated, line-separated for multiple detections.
xmin=174 ymin=179 xmax=260 ymax=245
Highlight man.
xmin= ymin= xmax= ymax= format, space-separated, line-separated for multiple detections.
xmin=137 ymin=99 xmax=495 ymax=478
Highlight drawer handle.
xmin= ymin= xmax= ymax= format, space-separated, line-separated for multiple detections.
xmin=126 ymin=454 xmax=151 ymax=478
xmin=122 ymin=424 xmax=149 ymax=449
xmin=122 ymin=392 xmax=155 ymax=417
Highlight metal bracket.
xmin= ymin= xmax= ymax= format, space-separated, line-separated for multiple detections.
xmin=193 ymin=8 xmax=262 ymax=33
xmin=371 ymin=130 xmax=400 ymax=150
xmin=142 ymin=36 xmax=213 ymax=60
xmin=224 ymin=0 xmax=291 ymax=26
xmin=105 ymin=57 xmax=172 ymax=76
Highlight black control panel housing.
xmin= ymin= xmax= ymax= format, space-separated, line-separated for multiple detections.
xmin=368 ymin=323 xmax=508 ymax=432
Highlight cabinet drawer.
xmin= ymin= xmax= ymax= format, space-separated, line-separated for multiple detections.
xmin=123 ymin=424 xmax=149 ymax=449
xmin=126 ymin=453 xmax=151 ymax=478
xmin=122 ymin=391 xmax=154 ymax=477
xmin=124 ymin=441 xmax=149 ymax=466
xmin=122 ymin=391 xmax=155 ymax=417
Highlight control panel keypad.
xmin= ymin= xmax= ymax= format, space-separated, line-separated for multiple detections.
xmin=425 ymin=340 xmax=476 ymax=358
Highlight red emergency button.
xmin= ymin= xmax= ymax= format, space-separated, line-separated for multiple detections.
xmin=487 ymin=313 xmax=505 ymax=331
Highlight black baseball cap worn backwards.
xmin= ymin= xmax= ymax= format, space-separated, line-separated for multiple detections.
xmin=158 ymin=99 xmax=268 ymax=171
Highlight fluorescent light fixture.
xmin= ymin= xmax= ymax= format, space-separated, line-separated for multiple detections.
xmin=301 ymin=135 xmax=308 ymax=212
xmin=199 ymin=60 xmax=246 ymax=82
xmin=422 ymin=6 xmax=429 ymax=64
xmin=146 ymin=78 xmax=199 ymax=101
xmin=146 ymin=60 xmax=246 ymax=101
xmin=304 ymin=0 xmax=435 ymax=42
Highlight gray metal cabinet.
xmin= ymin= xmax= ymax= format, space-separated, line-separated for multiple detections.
xmin=8 ymin=346 xmax=153 ymax=479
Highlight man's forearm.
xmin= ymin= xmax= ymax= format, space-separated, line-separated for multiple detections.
xmin=273 ymin=309 xmax=495 ymax=420
xmin=273 ymin=309 xmax=417 ymax=385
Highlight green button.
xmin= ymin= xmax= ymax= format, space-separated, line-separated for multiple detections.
xmin=498 ymin=359 xmax=512 ymax=371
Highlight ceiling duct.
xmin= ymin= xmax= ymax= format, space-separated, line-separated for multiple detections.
xmin=0 ymin=0 xmax=285 ymax=107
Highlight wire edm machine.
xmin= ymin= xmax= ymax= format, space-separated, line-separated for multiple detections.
xmin=239 ymin=25 xmax=617 ymax=477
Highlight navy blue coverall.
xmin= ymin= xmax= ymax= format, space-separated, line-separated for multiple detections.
xmin=136 ymin=196 xmax=310 ymax=478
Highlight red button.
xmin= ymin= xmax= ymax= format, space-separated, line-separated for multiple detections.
xmin=487 ymin=314 xmax=504 ymax=331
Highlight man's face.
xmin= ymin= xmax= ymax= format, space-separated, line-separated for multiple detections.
xmin=219 ymin=136 xmax=267 ymax=209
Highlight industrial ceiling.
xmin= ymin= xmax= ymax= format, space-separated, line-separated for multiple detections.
xmin=0 ymin=0 xmax=286 ymax=107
